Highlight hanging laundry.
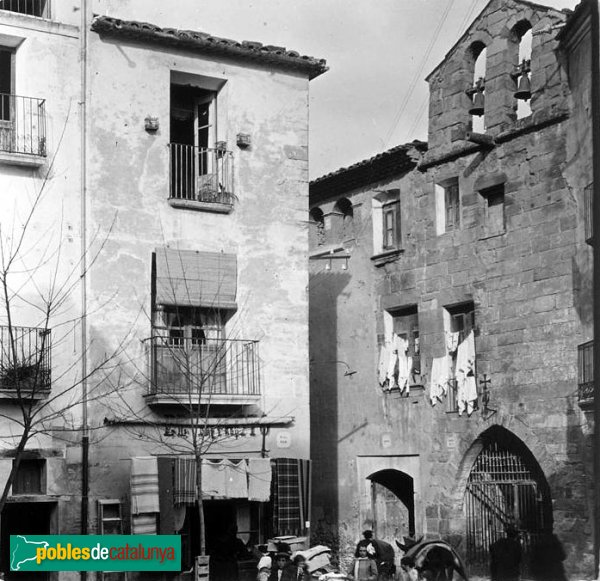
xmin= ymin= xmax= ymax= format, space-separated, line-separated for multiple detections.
xmin=396 ymin=335 xmax=412 ymax=394
xmin=174 ymin=457 xmax=196 ymax=505
xmin=248 ymin=458 xmax=272 ymax=502
xmin=378 ymin=343 xmax=389 ymax=387
xmin=386 ymin=333 xmax=400 ymax=387
xmin=456 ymin=330 xmax=478 ymax=416
xmin=446 ymin=331 xmax=460 ymax=354
xmin=131 ymin=514 xmax=157 ymax=535
xmin=202 ymin=459 xmax=249 ymax=498
xmin=430 ymin=356 xmax=450 ymax=405
xmin=131 ymin=456 xmax=159 ymax=514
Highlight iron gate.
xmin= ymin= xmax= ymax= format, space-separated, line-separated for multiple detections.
xmin=465 ymin=440 xmax=547 ymax=573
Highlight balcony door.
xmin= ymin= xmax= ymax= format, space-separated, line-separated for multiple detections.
xmin=156 ymin=307 xmax=227 ymax=396
xmin=170 ymin=85 xmax=216 ymax=200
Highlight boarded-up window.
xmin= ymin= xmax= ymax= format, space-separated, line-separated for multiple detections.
xmin=13 ymin=459 xmax=45 ymax=494
xmin=445 ymin=180 xmax=460 ymax=231
xmin=481 ymin=185 xmax=505 ymax=237
xmin=155 ymin=248 xmax=237 ymax=310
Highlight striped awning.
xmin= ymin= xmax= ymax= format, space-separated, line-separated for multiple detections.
xmin=155 ymin=248 xmax=237 ymax=310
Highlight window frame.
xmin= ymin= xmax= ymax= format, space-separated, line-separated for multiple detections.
xmin=12 ymin=458 xmax=46 ymax=495
xmin=381 ymin=201 xmax=401 ymax=251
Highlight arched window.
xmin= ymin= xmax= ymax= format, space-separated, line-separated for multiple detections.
xmin=334 ymin=197 xmax=354 ymax=240
xmin=309 ymin=207 xmax=325 ymax=246
xmin=468 ymin=42 xmax=487 ymax=133
xmin=513 ymin=21 xmax=532 ymax=119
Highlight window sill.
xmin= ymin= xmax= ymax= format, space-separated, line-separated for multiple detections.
xmin=479 ymin=230 xmax=505 ymax=241
xmin=371 ymin=248 xmax=403 ymax=267
xmin=0 ymin=151 xmax=46 ymax=168
xmin=168 ymin=198 xmax=233 ymax=214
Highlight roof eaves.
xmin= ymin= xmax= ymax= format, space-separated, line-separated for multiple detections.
xmin=91 ymin=15 xmax=329 ymax=80
xmin=309 ymin=141 xmax=427 ymax=202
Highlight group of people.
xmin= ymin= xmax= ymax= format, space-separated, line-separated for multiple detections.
xmin=352 ymin=531 xmax=417 ymax=581
xmin=257 ymin=546 xmax=310 ymax=581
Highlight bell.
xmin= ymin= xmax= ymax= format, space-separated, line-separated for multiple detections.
xmin=514 ymin=74 xmax=531 ymax=100
xmin=469 ymin=91 xmax=485 ymax=116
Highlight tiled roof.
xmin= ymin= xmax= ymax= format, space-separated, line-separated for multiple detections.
xmin=91 ymin=15 xmax=328 ymax=80
xmin=310 ymin=140 xmax=427 ymax=202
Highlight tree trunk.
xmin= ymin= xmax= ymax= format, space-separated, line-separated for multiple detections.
xmin=195 ymin=450 xmax=206 ymax=556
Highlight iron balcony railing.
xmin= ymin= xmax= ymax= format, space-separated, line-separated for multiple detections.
xmin=0 ymin=94 xmax=47 ymax=156
xmin=169 ymin=143 xmax=234 ymax=205
xmin=0 ymin=325 xmax=51 ymax=392
xmin=149 ymin=334 xmax=260 ymax=399
xmin=578 ymin=340 xmax=594 ymax=406
xmin=0 ymin=0 xmax=50 ymax=17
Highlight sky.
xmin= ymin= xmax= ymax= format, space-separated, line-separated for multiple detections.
xmin=105 ymin=0 xmax=581 ymax=179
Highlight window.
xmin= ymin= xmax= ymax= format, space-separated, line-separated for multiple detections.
xmin=12 ymin=458 xmax=45 ymax=494
xmin=0 ymin=0 xmax=50 ymax=17
xmin=372 ymin=189 xmax=401 ymax=258
xmin=379 ymin=306 xmax=421 ymax=394
xmin=444 ymin=302 xmax=477 ymax=414
xmin=481 ymin=185 xmax=505 ymax=237
xmin=0 ymin=48 xmax=12 ymax=121
xmin=169 ymin=77 xmax=232 ymax=207
xmin=382 ymin=202 xmax=400 ymax=250
xmin=444 ymin=180 xmax=460 ymax=232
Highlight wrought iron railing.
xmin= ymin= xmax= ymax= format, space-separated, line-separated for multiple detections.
xmin=578 ymin=341 xmax=594 ymax=405
xmin=0 ymin=325 xmax=51 ymax=392
xmin=584 ymin=183 xmax=593 ymax=244
xmin=0 ymin=94 xmax=46 ymax=156
xmin=0 ymin=0 xmax=50 ymax=17
xmin=169 ymin=143 xmax=234 ymax=205
xmin=149 ymin=334 xmax=260 ymax=399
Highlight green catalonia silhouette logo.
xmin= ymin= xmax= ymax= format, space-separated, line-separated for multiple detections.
xmin=10 ymin=535 xmax=181 ymax=572
xmin=11 ymin=536 xmax=49 ymax=571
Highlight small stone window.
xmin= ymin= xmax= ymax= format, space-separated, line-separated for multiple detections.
xmin=481 ymin=184 xmax=505 ymax=238
xmin=382 ymin=202 xmax=400 ymax=250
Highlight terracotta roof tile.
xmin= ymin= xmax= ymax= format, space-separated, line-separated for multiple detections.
xmin=91 ymin=15 xmax=328 ymax=80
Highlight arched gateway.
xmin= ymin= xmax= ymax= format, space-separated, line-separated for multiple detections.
xmin=464 ymin=426 xmax=552 ymax=574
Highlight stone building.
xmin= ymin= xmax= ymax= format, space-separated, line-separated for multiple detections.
xmin=309 ymin=0 xmax=595 ymax=577
xmin=0 ymin=1 xmax=325 ymax=578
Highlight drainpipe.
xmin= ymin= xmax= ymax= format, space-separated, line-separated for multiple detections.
xmin=591 ymin=0 xmax=600 ymax=575
xmin=80 ymin=0 xmax=90 ymax=571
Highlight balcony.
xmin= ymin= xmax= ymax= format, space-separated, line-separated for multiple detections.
xmin=146 ymin=335 xmax=260 ymax=407
xmin=0 ymin=0 xmax=50 ymax=18
xmin=578 ymin=341 xmax=594 ymax=409
xmin=169 ymin=143 xmax=234 ymax=213
xmin=0 ymin=325 xmax=51 ymax=401
xmin=0 ymin=94 xmax=46 ymax=166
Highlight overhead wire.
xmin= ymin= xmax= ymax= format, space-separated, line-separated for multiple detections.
xmin=383 ymin=0 xmax=456 ymax=147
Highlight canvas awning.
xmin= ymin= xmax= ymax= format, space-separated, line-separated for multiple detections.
xmin=155 ymin=248 xmax=237 ymax=310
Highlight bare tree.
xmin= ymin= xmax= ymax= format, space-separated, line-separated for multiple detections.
xmin=111 ymin=263 xmax=265 ymax=562
xmin=0 ymin=131 xmax=134 ymax=516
